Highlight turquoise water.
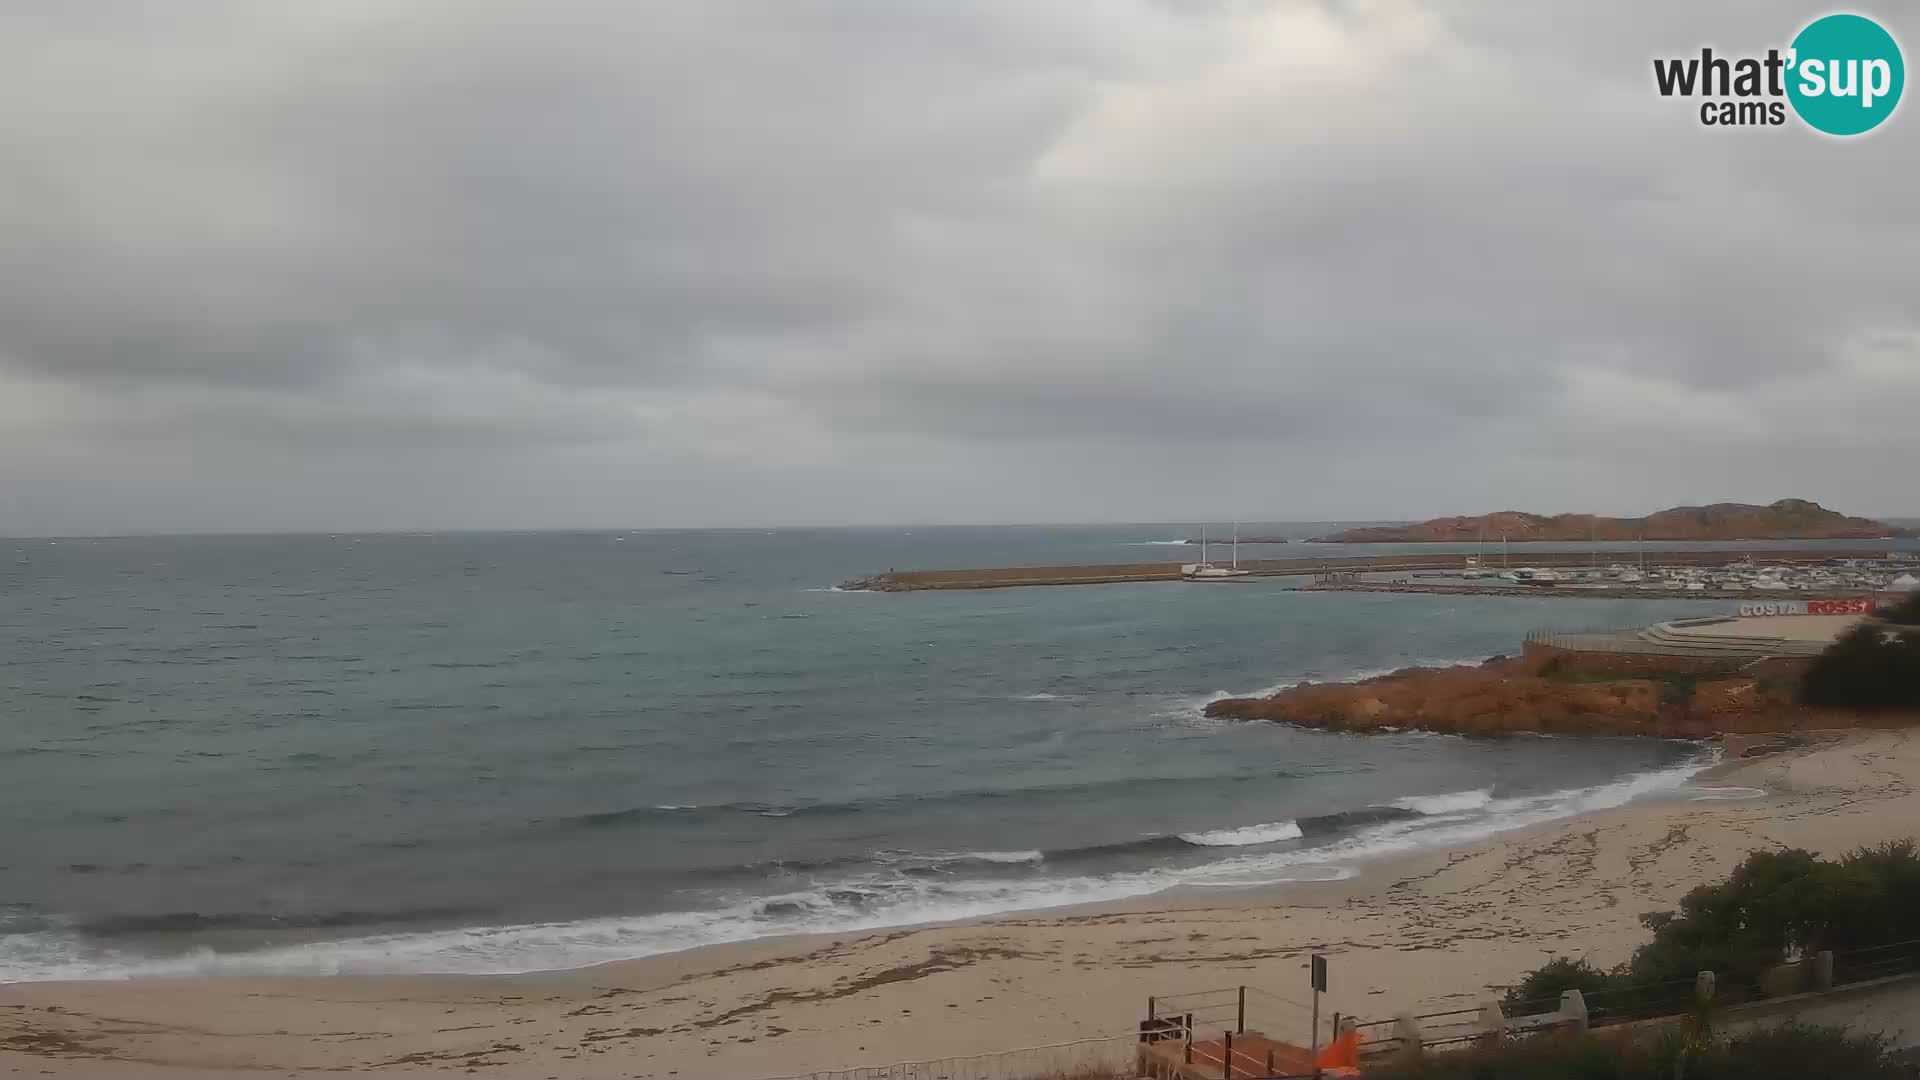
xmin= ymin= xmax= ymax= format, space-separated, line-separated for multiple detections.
xmin=4 ymin=526 xmax=1871 ymax=980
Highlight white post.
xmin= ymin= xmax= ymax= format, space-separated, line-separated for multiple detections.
xmin=1394 ymin=1012 xmax=1424 ymax=1062
xmin=1559 ymin=989 xmax=1588 ymax=1032
xmin=1477 ymin=1001 xmax=1506 ymax=1043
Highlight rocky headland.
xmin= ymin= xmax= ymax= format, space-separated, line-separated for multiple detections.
xmin=1202 ymin=652 xmax=1915 ymax=738
xmin=1311 ymin=498 xmax=1904 ymax=544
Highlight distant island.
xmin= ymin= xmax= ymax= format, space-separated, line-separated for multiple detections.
xmin=1309 ymin=498 xmax=1906 ymax=543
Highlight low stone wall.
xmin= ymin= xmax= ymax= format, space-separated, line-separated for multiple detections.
xmin=1521 ymin=642 xmax=1812 ymax=682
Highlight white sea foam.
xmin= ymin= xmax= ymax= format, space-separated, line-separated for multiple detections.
xmin=1013 ymin=692 xmax=1075 ymax=702
xmin=1392 ymin=788 xmax=1494 ymax=815
xmin=1179 ymin=821 xmax=1305 ymax=846
xmin=0 ymin=873 xmax=1173 ymax=982
xmin=957 ymin=850 xmax=1045 ymax=864
xmin=1183 ymin=864 xmax=1357 ymax=887
xmin=1688 ymin=786 xmax=1766 ymax=802
xmin=0 ymin=756 xmax=1717 ymax=984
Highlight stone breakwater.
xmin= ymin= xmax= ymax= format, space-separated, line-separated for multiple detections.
xmin=1202 ymin=653 xmax=1917 ymax=738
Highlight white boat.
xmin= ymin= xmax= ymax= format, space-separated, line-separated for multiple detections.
xmin=1462 ymin=524 xmax=1490 ymax=578
xmin=1183 ymin=524 xmax=1251 ymax=580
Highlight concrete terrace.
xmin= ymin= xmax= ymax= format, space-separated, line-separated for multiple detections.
xmin=1531 ymin=613 xmax=1865 ymax=660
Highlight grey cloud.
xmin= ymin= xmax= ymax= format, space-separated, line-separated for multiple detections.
xmin=1 ymin=1 xmax=1917 ymax=533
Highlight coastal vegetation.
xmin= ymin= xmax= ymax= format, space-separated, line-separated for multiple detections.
xmin=1505 ymin=843 xmax=1920 ymax=1021
xmin=1407 ymin=846 xmax=1920 ymax=1078
xmin=1798 ymin=611 xmax=1920 ymax=710
xmin=1362 ymin=1024 xmax=1918 ymax=1080
xmin=1880 ymin=591 xmax=1920 ymax=626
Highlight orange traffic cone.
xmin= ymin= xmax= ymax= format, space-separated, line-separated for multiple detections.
xmin=1316 ymin=1021 xmax=1363 ymax=1077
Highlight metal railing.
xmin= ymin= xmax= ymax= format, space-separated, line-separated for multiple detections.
xmin=1141 ymin=984 xmax=1324 ymax=1078
xmin=758 ymin=942 xmax=1920 ymax=1080
xmin=1833 ymin=937 xmax=1920 ymax=985
xmin=1144 ymin=984 xmax=1313 ymax=1043
xmin=1351 ymin=941 xmax=1920 ymax=1066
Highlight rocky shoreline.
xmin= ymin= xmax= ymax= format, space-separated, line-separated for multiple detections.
xmin=1202 ymin=653 xmax=1915 ymax=738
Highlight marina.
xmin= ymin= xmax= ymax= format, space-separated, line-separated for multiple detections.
xmin=842 ymin=549 xmax=1920 ymax=594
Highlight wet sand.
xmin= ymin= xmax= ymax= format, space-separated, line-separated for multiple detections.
xmin=5 ymin=730 xmax=1917 ymax=1079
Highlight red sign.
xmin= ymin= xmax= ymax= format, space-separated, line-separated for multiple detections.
xmin=1807 ymin=598 xmax=1877 ymax=615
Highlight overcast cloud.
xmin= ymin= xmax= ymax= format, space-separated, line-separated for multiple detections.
xmin=2 ymin=1 xmax=1916 ymax=534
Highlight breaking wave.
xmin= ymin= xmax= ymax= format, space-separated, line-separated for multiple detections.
xmin=1391 ymin=789 xmax=1494 ymax=815
xmin=1180 ymin=821 xmax=1304 ymax=846
xmin=2 ymin=758 xmax=1716 ymax=983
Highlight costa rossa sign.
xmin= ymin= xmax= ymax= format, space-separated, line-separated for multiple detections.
xmin=1737 ymin=598 xmax=1878 ymax=617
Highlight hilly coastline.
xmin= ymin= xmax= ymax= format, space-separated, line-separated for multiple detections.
xmin=1310 ymin=498 xmax=1903 ymax=543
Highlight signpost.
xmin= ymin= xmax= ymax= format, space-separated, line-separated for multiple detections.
xmin=1310 ymin=954 xmax=1328 ymax=1077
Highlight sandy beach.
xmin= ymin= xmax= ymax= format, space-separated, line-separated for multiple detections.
xmin=4 ymin=729 xmax=1916 ymax=1079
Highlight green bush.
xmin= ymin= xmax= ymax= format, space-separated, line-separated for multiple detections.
xmin=1798 ymin=625 xmax=1920 ymax=710
xmin=1880 ymin=592 xmax=1920 ymax=627
xmin=1655 ymin=674 xmax=1698 ymax=707
xmin=1505 ymin=843 xmax=1920 ymax=1014
xmin=1502 ymin=958 xmax=1615 ymax=1014
xmin=1701 ymin=1024 xmax=1916 ymax=1080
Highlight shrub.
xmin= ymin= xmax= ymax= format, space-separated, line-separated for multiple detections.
xmin=1362 ymin=1024 xmax=1916 ymax=1080
xmin=1656 ymin=674 xmax=1698 ymax=707
xmin=1699 ymin=1023 xmax=1915 ymax=1080
xmin=1502 ymin=843 xmax=1920 ymax=1020
xmin=1501 ymin=958 xmax=1614 ymax=1015
xmin=1798 ymin=625 xmax=1920 ymax=710
xmin=1880 ymin=592 xmax=1920 ymax=627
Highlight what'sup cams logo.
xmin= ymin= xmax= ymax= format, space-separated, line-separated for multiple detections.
xmin=1654 ymin=12 xmax=1904 ymax=135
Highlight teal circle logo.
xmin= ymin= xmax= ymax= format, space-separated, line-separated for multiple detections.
xmin=1787 ymin=13 xmax=1904 ymax=135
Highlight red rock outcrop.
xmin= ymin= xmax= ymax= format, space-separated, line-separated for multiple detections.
xmin=1311 ymin=498 xmax=1903 ymax=544
xmin=1202 ymin=656 xmax=1913 ymax=737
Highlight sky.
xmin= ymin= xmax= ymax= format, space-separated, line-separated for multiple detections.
xmin=2 ymin=1 xmax=1916 ymax=535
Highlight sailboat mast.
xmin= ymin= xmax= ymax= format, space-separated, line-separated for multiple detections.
xmin=1232 ymin=522 xmax=1239 ymax=570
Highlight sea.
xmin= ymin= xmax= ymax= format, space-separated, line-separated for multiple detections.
xmin=3 ymin=524 xmax=1909 ymax=982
